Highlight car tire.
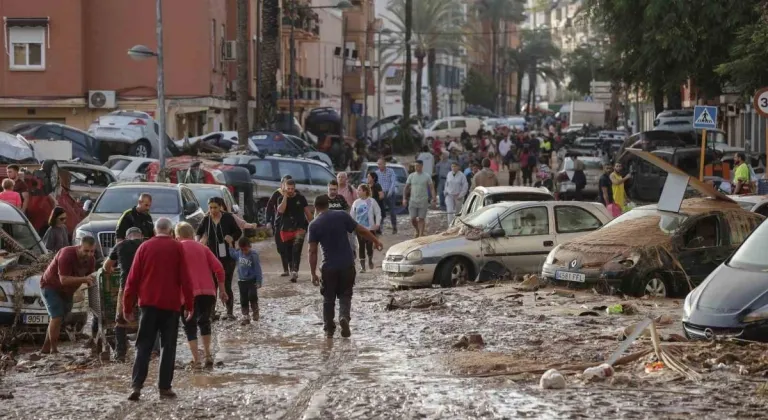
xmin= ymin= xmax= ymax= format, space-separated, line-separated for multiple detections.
xmin=42 ymin=160 xmax=60 ymax=194
xmin=637 ymin=273 xmax=669 ymax=298
xmin=129 ymin=140 xmax=152 ymax=158
xmin=437 ymin=257 xmax=471 ymax=288
xmin=256 ymin=198 xmax=269 ymax=226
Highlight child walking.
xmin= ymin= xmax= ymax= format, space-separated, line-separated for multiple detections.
xmin=227 ymin=236 xmax=263 ymax=325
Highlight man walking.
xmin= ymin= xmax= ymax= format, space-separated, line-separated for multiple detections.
xmin=116 ymin=193 xmax=155 ymax=241
xmin=6 ymin=164 xmax=29 ymax=213
xmin=435 ymin=152 xmax=455 ymax=210
xmin=40 ymin=239 xmax=97 ymax=354
xmin=277 ymin=179 xmax=313 ymax=282
xmin=102 ymin=227 xmax=144 ymax=362
xmin=375 ymin=158 xmax=398 ymax=234
xmin=123 ymin=218 xmax=194 ymax=401
xmin=444 ymin=162 xmax=468 ymax=225
xmin=327 ymin=180 xmax=349 ymax=211
xmin=336 ymin=172 xmax=357 ymax=208
xmin=403 ymin=160 xmax=436 ymax=238
xmin=308 ymin=195 xmax=382 ymax=338
xmin=471 ymin=158 xmax=500 ymax=189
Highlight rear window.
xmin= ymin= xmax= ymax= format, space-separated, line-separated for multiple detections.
xmin=110 ymin=111 xmax=148 ymax=119
xmin=485 ymin=192 xmax=553 ymax=205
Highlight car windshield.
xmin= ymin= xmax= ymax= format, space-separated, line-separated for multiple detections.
xmin=189 ymin=188 xmax=224 ymax=208
xmin=603 ymin=208 xmax=688 ymax=234
xmin=728 ymin=221 xmax=768 ymax=271
xmin=485 ymin=192 xmax=552 ymax=205
xmin=1 ymin=222 xmax=42 ymax=256
xmin=461 ymin=205 xmax=508 ymax=228
xmin=93 ymin=188 xmax=180 ymax=214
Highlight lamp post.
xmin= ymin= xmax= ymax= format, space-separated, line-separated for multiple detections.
xmin=127 ymin=0 xmax=166 ymax=172
xmin=288 ymin=0 xmax=353 ymax=121
xmin=376 ymin=28 xmax=392 ymax=146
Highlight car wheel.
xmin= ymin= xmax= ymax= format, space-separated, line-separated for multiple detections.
xmin=129 ymin=140 xmax=152 ymax=158
xmin=641 ymin=274 xmax=669 ymax=298
xmin=437 ymin=257 xmax=470 ymax=288
xmin=256 ymin=199 xmax=269 ymax=225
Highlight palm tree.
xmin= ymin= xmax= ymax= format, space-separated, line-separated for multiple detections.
xmin=402 ymin=0 xmax=412 ymax=122
xmin=505 ymin=29 xmax=561 ymax=115
xmin=236 ymin=0 xmax=249 ymax=146
xmin=474 ymin=0 xmax=526 ymax=113
xmin=383 ymin=0 xmax=464 ymax=118
xmin=258 ymin=0 xmax=280 ymax=127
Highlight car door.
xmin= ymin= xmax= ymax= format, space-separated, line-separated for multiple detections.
xmin=494 ymin=206 xmax=555 ymax=273
xmin=553 ymin=204 xmax=605 ymax=243
xmin=180 ymin=187 xmax=204 ymax=229
xmin=450 ymin=119 xmax=467 ymax=138
xmin=675 ymin=215 xmax=729 ymax=286
xmin=248 ymin=158 xmax=278 ymax=198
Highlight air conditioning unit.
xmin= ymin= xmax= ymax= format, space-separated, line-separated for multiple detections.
xmin=222 ymin=40 xmax=237 ymax=61
xmin=88 ymin=90 xmax=117 ymax=109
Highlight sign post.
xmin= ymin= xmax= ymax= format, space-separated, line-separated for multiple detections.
xmin=693 ymin=105 xmax=718 ymax=181
xmin=752 ymin=88 xmax=768 ymax=180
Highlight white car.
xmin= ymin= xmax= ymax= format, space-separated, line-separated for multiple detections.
xmin=383 ymin=201 xmax=611 ymax=288
xmin=0 ymin=201 xmax=87 ymax=332
xmin=730 ymin=195 xmax=768 ymax=217
xmin=424 ymin=116 xmax=483 ymax=141
xmin=88 ymin=110 xmax=174 ymax=158
xmin=172 ymin=131 xmax=239 ymax=151
xmin=104 ymin=155 xmax=158 ymax=182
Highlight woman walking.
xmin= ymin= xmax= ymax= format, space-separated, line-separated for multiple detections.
xmin=366 ymin=172 xmax=384 ymax=234
xmin=196 ymin=197 xmax=242 ymax=319
xmin=42 ymin=207 xmax=70 ymax=253
xmin=176 ymin=222 xmax=227 ymax=368
xmin=350 ymin=184 xmax=381 ymax=272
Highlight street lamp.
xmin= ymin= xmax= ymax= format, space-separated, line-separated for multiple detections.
xmin=127 ymin=0 xmax=166 ymax=173
xmin=288 ymin=0 xmax=353 ymax=121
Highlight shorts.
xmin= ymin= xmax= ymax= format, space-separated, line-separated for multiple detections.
xmin=41 ymin=288 xmax=73 ymax=319
xmin=408 ymin=204 xmax=428 ymax=219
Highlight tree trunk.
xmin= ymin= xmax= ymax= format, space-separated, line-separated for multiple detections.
xmin=652 ymin=87 xmax=664 ymax=116
xmin=415 ymin=50 xmax=425 ymax=117
xmin=666 ymin=88 xmax=682 ymax=110
xmin=236 ymin=0 xmax=249 ymax=146
xmin=402 ymin=0 xmax=413 ymax=122
xmin=515 ymin=70 xmax=524 ymax=115
xmin=526 ymin=60 xmax=537 ymax=116
xmin=491 ymin=28 xmax=498 ymax=113
xmin=259 ymin=0 xmax=280 ymax=126
xmin=609 ymin=80 xmax=620 ymax=130
xmin=428 ymin=48 xmax=437 ymax=119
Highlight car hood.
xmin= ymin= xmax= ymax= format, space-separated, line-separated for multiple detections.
xmin=387 ymin=226 xmax=479 ymax=256
xmin=691 ymin=264 xmax=768 ymax=313
xmin=77 ymin=212 xmax=181 ymax=232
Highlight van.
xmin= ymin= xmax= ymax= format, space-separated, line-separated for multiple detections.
xmin=423 ymin=117 xmax=482 ymax=141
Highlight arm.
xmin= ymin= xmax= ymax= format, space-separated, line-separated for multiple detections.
xmin=179 ymin=252 xmax=195 ymax=314
xmin=196 ymin=216 xmax=208 ymax=242
xmin=252 ymin=253 xmax=263 ymax=285
xmin=277 ymin=195 xmax=288 ymax=214
xmin=355 ymin=224 xmax=381 ymax=248
xmin=102 ymin=258 xmax=116 ymax=274
xmin=308 ymin=241 xmax=319 ymax=280
xmin=386 ymin=170 xmax=397 ymax=196
xmin=601 ymin=187 xmax=611 ymax=205
xmin=114 ymin=210 xmax=132 ymax=240
xmin=459 ymin=175 xmax=469 ymax=198
xmin=20 ymin=191 xmax=29 ymax=212
xmin=58 ymin=252 xmax=93 ymax=286
xmin=372 ymin=199 xmax=382 ymax=229
xmin=429 ymin=179 xmax=437 ymax=202
xmin=229 ymin=214 xmax=243 ymax=242
xmin=304 ymin=207 xmax=313 ymax=223
xmin=265 ymin=191 xmax=279 ymax=225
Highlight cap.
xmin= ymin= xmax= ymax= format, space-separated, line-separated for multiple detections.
xmin=126 ymin=227 xmax=143 ymax=237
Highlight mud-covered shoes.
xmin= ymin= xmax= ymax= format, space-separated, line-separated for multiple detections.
xmin=339 ymin=318 xmax=351 ymax=338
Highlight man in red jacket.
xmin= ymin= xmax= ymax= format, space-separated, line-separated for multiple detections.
xmin=123 ymin=217 xmax=194 ymax=401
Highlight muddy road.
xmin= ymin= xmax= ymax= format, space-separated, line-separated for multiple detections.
xmin=2 ymin=213 xmax=768 ymax=419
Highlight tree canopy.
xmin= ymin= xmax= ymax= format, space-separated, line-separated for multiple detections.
xmin=461 ymin=69 xmax=497 ymax=110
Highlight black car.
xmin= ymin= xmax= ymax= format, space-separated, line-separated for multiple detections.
xmin=683 ymin=218 xmax=768 ymax=341
xmin=8 ymin=122 xmax=104 ymax=164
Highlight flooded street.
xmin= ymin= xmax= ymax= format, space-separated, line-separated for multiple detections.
xmin=3 ymin=213 xmax=768 ymax=419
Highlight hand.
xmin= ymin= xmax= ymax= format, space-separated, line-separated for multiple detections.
xmin=279 ymin=187 xmax=286 ymax=196
xmin=372 ymin=224 xmax=380 ymax=231
xmin=403 ymin=199 xmax=408 ymax=207
xmin=224 ymin=235 xmax=233 ymax=244
xmin=311 ymin=272 xmax=320 ymax=286
xmin=219 ymin=289 xmax=229 ymax=303
xmin=84 ymin=274 xmax=96 ymax=286
xmin=373 ymin=239 xmax=384 ymax=251
xmin=184 ymin=310 xmax=194 ymax=322
xmin=123 ymin=310 xmax=134 ymax=323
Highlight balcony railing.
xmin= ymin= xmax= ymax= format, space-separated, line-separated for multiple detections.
xmin=279 ymin=77 xmax=324 ymax=101
xmin=282 ymin=2 xmax=320 ymax=37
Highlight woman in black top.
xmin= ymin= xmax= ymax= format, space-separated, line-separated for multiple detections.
xmin=196 ymin=197 xmax=242 ymax=319
xmin=367 ymin=172 xmax=384 ymax=235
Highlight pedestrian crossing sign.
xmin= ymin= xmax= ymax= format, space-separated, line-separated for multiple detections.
xmin=693 ymin=105 xmax=717 ymax=129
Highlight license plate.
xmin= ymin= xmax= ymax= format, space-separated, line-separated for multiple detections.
xmin=555 ymin=271 xmax=585 ymax=283
xmin=23 ymin=314 xmax=49 ymax=324
xmin=383 ymin=263 xmax=399 ymax=272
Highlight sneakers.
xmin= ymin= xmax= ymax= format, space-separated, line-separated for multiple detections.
xmin=251 ymin=305 xmax=260 ymax=322
xmin=339 ymin=318 xmax=351 ymax=338
xmin=159 ymin=389 xmax=177 ymax=399
xmin=359 ymin=260 xmax=366 ymax=273
xmin=127 ymin=388 xmax=141 ymax=401
xmin=290 ymin=272 xmax=298 ymax=283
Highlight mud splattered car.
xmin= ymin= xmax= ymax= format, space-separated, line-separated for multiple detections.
xmin=542 ymin=198 xmax=764 ymax=298
xmin=383 ymin=201 xmax=611 ymax=288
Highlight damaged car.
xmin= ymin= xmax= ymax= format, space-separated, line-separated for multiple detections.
xmin=450 ymin=186 xmax=554 ymax=227
xmin=682 ymin=217 xmax=768 ymax=341
xmin=542 ymin=198 xmax=764 ymax=297
xmin=383 ymin=201 xmax=611 ymax=288
xmin=0 ymin=201 xmax=87 ymax=332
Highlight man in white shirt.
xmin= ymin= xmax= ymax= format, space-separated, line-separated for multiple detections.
xmin=498 ymin=136 xmax=512 ymax=170
xmin=444 ymin=162 xmax=469 ymax=224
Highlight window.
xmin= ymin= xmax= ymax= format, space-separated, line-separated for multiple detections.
xmin=308 ymin=163 xmax=335 ymax=186
xmin=555 ymin=206 xmax=602 ymax=233
xmin=756 ymin=205 xmax=768 ymax=218
xmin=63 ymin=129 xmax=91 ymax=157
xmin=277 ymin=161 xmax=308 ymax=184
xmin=434 ymin=121 xmax=449 ymax=131
xmin=683 ymin=216 xmax=720 ymax=249
xmin=451 ymin=120 xmax=467 ymax=129
xmin=135 ymin=162 xmax=151 ymax=174
xmin=105 ymin=159 xmax=131 ymax=171
xmin=94 ymin=188 xmax=180 ymax=214
xmin=460 ymin=193 xmax=478 ymax=217
xmin=500 ymin=207 xmax=550 ymax=236
xmin=180 ymin=187 xmax=199 ymax=210
xmin=9 ymin=27 xmax=45 ymax=70
xmin=249 ymin=159 xmax=277 ymax=181
xmin=211 ymin=19 xmax=217 ymax=70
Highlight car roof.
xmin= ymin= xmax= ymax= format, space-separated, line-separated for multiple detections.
xmin=227 ymin=153 xmax=327 ymax=165
xmin=729 ymin=195 xmax=768 ymax=205
xmin=565 ymin=156 xmax=602 ymax=162
xmin=107 ymin=155 xmax=158 ymax=162
xmin=0 ymin=200 xmax=29 ymax=224
xmin=475 ymin=186 xmax=553 ymax=196
xmin=107 ymin=182 xmax=181 ymax=190
xmin=57 ymin=161 xmax=111 ymax=171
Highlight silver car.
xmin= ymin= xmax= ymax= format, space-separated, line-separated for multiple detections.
xmin=88 ymin=110 xmax=172 ymax=158
xmin=556 ymin=157 xmax=603 ymax=198
xmin=58 ymin=161 xmax=117 ymax=204
xmin=452 ymin=186 xmax=554 ymax=227
xmin=382 ymin=201 xmax=612 ymax=288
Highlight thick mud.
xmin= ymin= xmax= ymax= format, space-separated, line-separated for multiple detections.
xmin=2 ymin=212 xmax=768 ymax=419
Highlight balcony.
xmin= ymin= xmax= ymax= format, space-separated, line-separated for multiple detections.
xmin=282 ymin=1 xmax=320 ymax=42
xmin=277 ymin=76 xmax=323 ymax=109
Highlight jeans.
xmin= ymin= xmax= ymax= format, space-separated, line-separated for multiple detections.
xmin=522 ymin=167 xmax=533 ymax=185
xmin=182 ymin=295 xmax=216 ymax=341
xmin=132 ymin=307 xmax=179 ymax=391
xmin=437 ymin=178 xmax=447 ymax=208
xmin=384 ymin=193 xmax=397 ymax=231
xmin=509 ymin=170 xmax=517 ymax=186
xmin=238 ymin=281 xmax=259 ymax=315
xmin=220 ymin=259 xmax=236 ymax=315
xmin=357 ymin=233 xmax=373 ymax=261
xmin=282 ymin=230 xmax=306 ymax=273
xmin=445 ymin=194 xmax=463 ymax=225
xmin=321 ymin=265 xmax=356 ymax=331
xmin=274 ymin=228 xmax=289 ymax=273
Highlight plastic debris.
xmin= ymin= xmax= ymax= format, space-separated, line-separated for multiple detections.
xmin=540 ymin=369 xmax=567 ymax=389
xmin=644 ymin=361 xmax=664 ymax=373
xmin=606 ymin=304 xmax=624 ymax=315
xmin=583 ymin=363 xmax=615 ymax=380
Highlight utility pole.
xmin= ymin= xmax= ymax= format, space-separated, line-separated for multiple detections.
xmin=236 ymin=0 xmax=249 ymax=147
xmin=288 ymin=4 xmax=296 ymax=122
xmin=156 ymin=0 xmax=166 ymax=174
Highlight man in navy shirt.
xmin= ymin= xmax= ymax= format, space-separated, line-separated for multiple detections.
xmin=307 ymin=195 xmax=382 ymax=338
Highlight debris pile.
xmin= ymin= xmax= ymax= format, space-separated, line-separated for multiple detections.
xmin=453 ymin=333 xmax=485 ymax=350
xmin=385 ymin=294 xmax=445 ymax=311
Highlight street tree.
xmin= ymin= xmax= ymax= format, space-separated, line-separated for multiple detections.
xmin=257 ymin=0 xmax=280 ymax=127
xmin=716 ymin=2 xmax=768 ymax=95
xmin=503 ymin=29 xmax=561 ymax=115
xmin=563 ymin=44 xmax=608 ymax=96
xmin=461 ymin=69 xmax=497 ymax=110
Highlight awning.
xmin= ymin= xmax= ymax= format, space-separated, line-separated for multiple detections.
xmin=4 ymin=17 xmax=50 ymax=27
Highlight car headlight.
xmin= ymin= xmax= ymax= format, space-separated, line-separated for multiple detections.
xmin=545 ymin=245 xmax=560 ymax=265
xmin=744 ymin=305 xmax=768 ymax=323
xmin=405 ymin=250 xmax=422 ymax=261
xmin=73 ymin=229 xmax=93 ymax=245
xmin=0 ymin=286 xmax=6 ymax=302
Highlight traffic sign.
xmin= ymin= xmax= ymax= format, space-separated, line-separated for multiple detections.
xmin=693 ymin=105 xmax=717 ymax=130
xmin=753 ymin=87 xmax=768 ymax=118
xmin=584 ymin=95 xmax=593 ymax=102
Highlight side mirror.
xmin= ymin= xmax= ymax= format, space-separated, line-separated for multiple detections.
xmin=184 ymin=201 xmax=199 ymax=215
xmin=83 ymin=200 xmax=93 ymax=213
xmin=490 ymin=227 xmax=506 ymax=238
xmin=232 ymin=204 xmax=241 ymax=215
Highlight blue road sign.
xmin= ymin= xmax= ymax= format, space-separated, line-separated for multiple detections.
xmin=350 ymin=102 xmax=363 ymax=115
xmin=693 ymin=105 xmax=718 ymax=130
xmin=584 ymin=95 xmax=593 ymax=102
